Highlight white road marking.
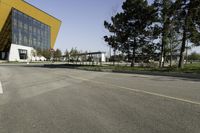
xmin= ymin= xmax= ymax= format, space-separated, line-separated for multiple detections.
xmin=0 ymin=81 xmax=3 ymax=94
xmin=65 ymin=74 xmax=200 ymax=106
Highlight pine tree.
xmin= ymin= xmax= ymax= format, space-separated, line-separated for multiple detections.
xmin=104 ymin=0 xmax=156 ymax=67
xmin=174 ymin=0 xmax=200 ymax=68
xmin=54 ymin=49 xmax=62 ymax=60
xmin=153 ymin=0 xmax=175 ymax=67
xmin=64 ymin=49 xmax=70 ymax=61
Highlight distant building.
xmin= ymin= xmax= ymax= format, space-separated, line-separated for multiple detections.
xmin=77 ymin=52 xmax=106 ymax=62
xmin=0 ymin=0 xmax=61 ymax=62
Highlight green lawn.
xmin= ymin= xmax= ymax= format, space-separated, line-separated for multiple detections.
xmin=181 ymin=63 xmax=200 ymax=73
xmin=76 ymin=63 xmax=200 ymax=74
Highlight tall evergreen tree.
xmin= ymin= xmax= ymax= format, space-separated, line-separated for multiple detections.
xmin=64 ymin=49 xmax=70 ymax=61
xmin=104 ymin=0 xmax=156 ymax=67
xmin=104 ymin=12 xmax=128 ymax=65
xmin=54 ymin=49 xmax=62 ymax=60
xmin=153 ymin=0 xmax=175 ymax=67
xmin=174 ymin=0 xmax=200 ymax=68
xmin=122 ymin=0 xmax=156 ymax=66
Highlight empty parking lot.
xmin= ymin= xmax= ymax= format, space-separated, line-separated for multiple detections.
xmin=0 ymin=65 xmax=200 ymax=133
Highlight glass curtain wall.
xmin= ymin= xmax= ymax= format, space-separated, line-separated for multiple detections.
xmin=0 ymin=12 xmax=12 ymax=60
xmin=12 ymin=8 xmax=51 ymax=51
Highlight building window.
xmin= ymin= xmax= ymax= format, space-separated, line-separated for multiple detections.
xmin=13 ymin=18 xmax=17 ymax=27
xmin=12 ymin=9 xmax=51 ymax=50
xmin=18 ymin=21 xmax=23 ymax=29
xmin=18 ymin=49 xmax=27 ymax=60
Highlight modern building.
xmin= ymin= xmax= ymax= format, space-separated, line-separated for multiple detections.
xmin=0 ymin=0 xmax=61 ymax=61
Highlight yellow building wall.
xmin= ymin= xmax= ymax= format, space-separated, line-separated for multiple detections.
xmin=0 ymin=0 xmax=61 ymax=48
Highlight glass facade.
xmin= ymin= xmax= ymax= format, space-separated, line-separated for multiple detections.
xmin=12 ymin=9 xmax=51 ymax=50
xmin=0 ymin=12 xmax=12 ymax=60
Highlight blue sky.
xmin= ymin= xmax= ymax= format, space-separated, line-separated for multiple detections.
xmin=25 ymin=0 xmax=199 ymax=53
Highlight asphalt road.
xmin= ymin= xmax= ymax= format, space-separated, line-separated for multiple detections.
xmin=0 ymin=65 xmax=200 ymax=133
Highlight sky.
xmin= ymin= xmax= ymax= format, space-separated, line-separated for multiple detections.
xmin=25 ymin=0 xmax=200 ymax=54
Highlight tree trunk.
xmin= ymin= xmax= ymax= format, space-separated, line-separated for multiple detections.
xmin=160 ymin=1 xmax=170 ymax=68
xmin=131 ymin=38 xmax=136 ymax=67
xmin=178 ymin=8 xmax=188 ymax=69
xmin=160 ymin=23 xmax=168 ymax=68
xmin=127 ymin=44 xmax=130 ymax=62
xmin=170 ymin=49 xmax=173 ymax=67
xmin=170 ymin=40 xmax=172 ymax=67
xmin=178 ymin=26 xmax=187 ymax=69
xmin=159 ymin=43 xmax=164 ymax=68
xmin=185 ymin=40 xmax=189 ymax=65
xmin=178 ymin=0 xmax=190 ymax=69
xmin=131 ymin=47 xmax=136 ymax=67
xmin=162 ymin=49 xmax=166 ymax=67
xmin=113 ymin=49 xmax=116 ymax=66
